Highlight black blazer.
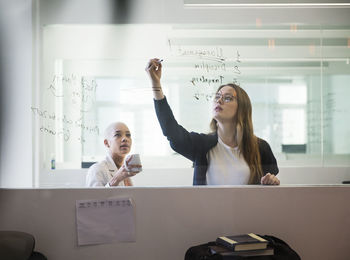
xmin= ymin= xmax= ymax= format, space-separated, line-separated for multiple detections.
xmin=154 ymin=97 xmax=279 ymax=185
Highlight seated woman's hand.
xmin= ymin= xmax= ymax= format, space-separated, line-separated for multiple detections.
xmin=124 ymin=154 xmax=142 ymax=173
xmin=109 ymin=164 xmax=140 ymax=186
xmin=261 ymin=173 xmax=280 ymax=185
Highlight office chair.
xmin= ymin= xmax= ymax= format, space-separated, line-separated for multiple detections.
xmin=0 ymin=231 xmax=47 ymax=260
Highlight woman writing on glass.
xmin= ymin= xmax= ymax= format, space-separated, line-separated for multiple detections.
xmin=146 ymin=58 xmax=280 ymax=185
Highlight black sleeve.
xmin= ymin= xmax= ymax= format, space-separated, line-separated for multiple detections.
xmin=258 ymin=138 xmax=279 ymax=175
xmin=154 ymin=97 xmax=202 ymax=162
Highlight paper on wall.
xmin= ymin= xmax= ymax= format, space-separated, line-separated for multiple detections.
xmin=76 ymin=198 xmax=135 ymax=246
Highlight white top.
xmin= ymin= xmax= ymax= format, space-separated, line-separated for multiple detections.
xmin=86 ymin=154 xmax=131 ymax=187
xmin=206 ymin=137 xmax=250 ymax=185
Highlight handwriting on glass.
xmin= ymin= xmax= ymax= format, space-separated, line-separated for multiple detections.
xmin=47 ymin=74 xmax=97 ymax=111
xmin=31 ymin=106 xmax=99 ymax=143
xmin=168 ymin=40 xmax=243 ymax=101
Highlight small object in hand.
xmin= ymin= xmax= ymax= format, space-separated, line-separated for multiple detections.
xmin=124 ymin=154 xmax=142 ymax=173
xmin=155 ymin=59 xmax=163 ymax=70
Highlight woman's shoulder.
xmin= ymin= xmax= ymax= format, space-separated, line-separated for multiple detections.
xmin=179 ymin=131 xmax=218 ymax=154
xmin=257 ymin=137 xmax=273 ymax=153
xmin=257 ymin=137 xmax=270 ymax=146
xmin=198 ymin=132 xmax=218 ymax=150
xmin=88 ymin=159 xmax=108 ymax=172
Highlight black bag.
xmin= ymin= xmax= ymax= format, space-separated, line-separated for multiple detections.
xmin=184 ymin=235 xmax=301 ymax=260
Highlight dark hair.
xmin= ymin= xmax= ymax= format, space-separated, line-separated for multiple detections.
xmin=210 ymin=83 xmax=263 ymax=184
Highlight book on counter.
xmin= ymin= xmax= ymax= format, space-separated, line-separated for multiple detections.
xmin=216 ymin=233 xmax=268 ymax=251
xmin=210 ymin=244 xmax=274 ymax=257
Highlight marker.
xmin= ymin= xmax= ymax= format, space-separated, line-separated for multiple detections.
xmin=147 ymin=59 xmax=163 ymax=70
xmin=155 ymin=59 xmax=163 ymax=70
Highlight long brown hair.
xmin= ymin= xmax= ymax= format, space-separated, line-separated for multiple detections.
xmin=210 ymin=84 xmax=263 ymax=184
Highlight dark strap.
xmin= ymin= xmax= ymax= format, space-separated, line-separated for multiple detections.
xmin=260 ymin=235 xmax=301 ymax=260
xmin=185 ymin=242 xmax=222 ymax=260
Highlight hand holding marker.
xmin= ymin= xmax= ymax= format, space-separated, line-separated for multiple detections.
xmin=156 ymin=59 xmax=163 ymax=70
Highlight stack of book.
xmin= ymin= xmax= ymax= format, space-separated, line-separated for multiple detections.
xmin=211 ymin=233 xmax=274 ymax=258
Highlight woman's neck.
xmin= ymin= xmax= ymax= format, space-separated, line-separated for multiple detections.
xmin=111 ymin=154 xmax=125 ymax=168
xmin=217 ymin=121 xmax=237 ymax=148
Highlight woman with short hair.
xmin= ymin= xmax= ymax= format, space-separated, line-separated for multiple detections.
xmin=86 ymin=122 xmax=141 ymax=187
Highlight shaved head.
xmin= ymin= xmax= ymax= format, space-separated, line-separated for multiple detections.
xmin=104 ymin=122 xmax=129 ymax=140
xmin=103 ymin=122 xmax=132 ymax=158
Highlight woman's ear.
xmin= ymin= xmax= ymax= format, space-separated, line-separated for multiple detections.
xmin=104 ymin=139 xmax=110 ymax=148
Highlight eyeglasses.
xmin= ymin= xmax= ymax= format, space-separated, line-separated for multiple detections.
xmin=213 ymin=93 xmax=237 ymax=103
